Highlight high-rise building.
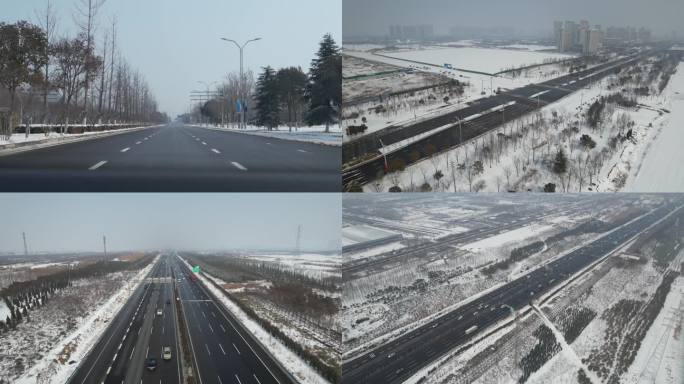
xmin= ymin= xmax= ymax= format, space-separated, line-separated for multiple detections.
xmin=554 ymin=20 xmax=603 ymax=54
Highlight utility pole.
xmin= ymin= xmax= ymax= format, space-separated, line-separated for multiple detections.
xmin=103 ymin=235 xmax=107 ymax=260
xmin=295 ymin=225 xmax=302 ymax=257
xmin=22 ymin=232 xmax=28 ymax=256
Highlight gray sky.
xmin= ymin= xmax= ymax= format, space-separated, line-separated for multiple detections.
xmin=0 ymin=193 xmax=341 ymax=253
xmin=343 ymin=0 xmax=684 ymax=39
xmin=1 ymin=0 xmax=342 ymax=117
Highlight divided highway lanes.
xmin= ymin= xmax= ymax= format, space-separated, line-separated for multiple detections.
xmin=341 ymin=200 xmax=682 ymax=384
xmin=170 ymin=254 xmax=295 ymax=384
xmin=0 ymin=123 xmax=340 ymax=192
xmin=68 ymin=256 xmax=180 ymax=384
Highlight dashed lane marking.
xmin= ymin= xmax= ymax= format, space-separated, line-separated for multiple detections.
xmin=121 ymin=147 xmax=130 ymax=153
xmin=211 ymin=148 xmax=221 ymax=154
xmin=297 ymin=149 xmax=308 ymax=153
xmin=88 ymin=160 xmax=107 ymax=170
xmin=231 ymin=162 xmax=247 ymax=171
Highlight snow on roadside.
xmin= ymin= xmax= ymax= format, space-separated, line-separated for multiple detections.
xmin=179 ymin=257 xmax=329 ymax=384
xmin=0 ymin=125 xmax=163 ymax=146
xmin=625 ymin=62 xmax=684 ymax=192
xmin=190 ymin=124 xmax=341 ymax=146
xmin=623 ymin=276 xmax=684 ymax=384
xmin=460 ymin=224 xmax=552 ymax=251
xmin=14 ymin=255 xmax=158 ymax=384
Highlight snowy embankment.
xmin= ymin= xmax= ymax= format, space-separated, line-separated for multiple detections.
xmin=191 ymin=124 xmax=341 ymax=146
xmin=0 ymin=124 xmax=160 ymax=146
xmin=626 ymin=62 xmax=684 ymax=192
xmin=178 ymin=257 xmax=329 ymax=384
xmin=13 ymin=256 xmax=158 ymax=384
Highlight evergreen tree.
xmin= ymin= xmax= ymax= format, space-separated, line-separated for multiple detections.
xmin=276 ymin=67 xmax=307 ymax=130
xmin=305 ymin=33 xmax=341 ymax=132
xmin=553 ymin=148 xmax=568 ymax=174
xmin=254 ymin=66 xmax=280 ymax=130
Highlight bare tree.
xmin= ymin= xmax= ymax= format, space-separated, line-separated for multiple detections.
xmin=73 ymin=0 xmax=107 ymax=116
xmin=34 ymin=0 xmax=59 ymax=120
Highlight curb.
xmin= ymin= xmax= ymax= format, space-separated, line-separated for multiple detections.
xmin=191 ymin=125 xmax=342 ymax=147
xmin=0 ymin=125 xmax=160 ymax=157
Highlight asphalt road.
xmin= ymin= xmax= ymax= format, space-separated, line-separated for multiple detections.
xmin=68 ymin=255 xmax=181 ymax=384
xmin=0 ymin=123 xmax=341 ymax=191
xmin=171 ymin=253 xmax=295 ymax=384
xmin=342 ymin=50 xmax=657 ymax=188
xmin=342 ymin=200 xmax=681 ymax=384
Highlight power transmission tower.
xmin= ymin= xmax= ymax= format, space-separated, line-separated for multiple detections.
xmin=22 ymin=232 xmax=28 ymax=256
xmin=295 ymin=225 xmax=302 ymax=256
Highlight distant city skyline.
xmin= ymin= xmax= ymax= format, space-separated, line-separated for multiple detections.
xmin=343 ymin=0 xmax=683 ymax=40
xmin=0 ymin=194 xmax=341 ymax=253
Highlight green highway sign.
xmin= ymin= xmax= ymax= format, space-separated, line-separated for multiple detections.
xmin=192 ymin=266 xmax=200 ymax=273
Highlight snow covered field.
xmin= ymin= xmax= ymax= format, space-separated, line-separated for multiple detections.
xmin=3 ymin=256 xmax=157 ymax=384
xmin=379 ymin=46 xmax=572 ymax=75
xmin=626 ymin=62 xmax=684 ymax=191
xmin=192 ymin=124 xmax=341 ymax=146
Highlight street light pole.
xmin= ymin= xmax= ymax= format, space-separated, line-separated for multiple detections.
xmin=221 ymin=37 xmax=262 ymax=129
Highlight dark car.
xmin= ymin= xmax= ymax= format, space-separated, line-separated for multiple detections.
xmin=166 ymin=299 xmax=171 ymax=305
xmin=146 ymin=357 xmax=157 ymax=371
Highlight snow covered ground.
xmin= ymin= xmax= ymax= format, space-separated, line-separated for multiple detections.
xmin=626 ymin=62 xmax=684 ymax=192
xmin=7 ymin=256 xmax=157 ymax=384
xmin=366 ymin=54 xmax=677 ymax=193
xmin=460 ymin=224 xmax=552 ymax=252
xmin=379 ymin=46 xmax=572 ymax=75
xmin=179 ymin=257 xmax=330 ymax=384
xmin=245 ymin=252 xmax=341 ymax=279
xmin=191 ymin=124 xmax=341 ymax=146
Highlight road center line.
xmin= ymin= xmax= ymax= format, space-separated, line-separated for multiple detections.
xmin=121 ymin=147 xmax=130 ymax=152
xmin=88 ymin=160 xmax=107 ymax=170
xmin=231 ymin=161 xmax=247 ymax=171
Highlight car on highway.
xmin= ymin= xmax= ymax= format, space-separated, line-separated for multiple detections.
xmin=163 ymin=347 xmax=172 ymax=360
xmin=146 ymin=357 xmax=157 ymax=371
xmin=166 ymin=299 xmax=171 ymax=305
xmin=156 ymin=308 xmax=163 ymax=316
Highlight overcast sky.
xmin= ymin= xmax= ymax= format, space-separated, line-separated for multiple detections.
xmin=343 ymin=0 xmax=684 ymax=39
xmin=1 ymin=0 xmax=341 ymax=118
xmin=0 ymin=194 xmax=341 ymax=253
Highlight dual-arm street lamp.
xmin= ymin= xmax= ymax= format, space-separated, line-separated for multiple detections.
xmin=220 ymin=37 xmax=261 ymax=129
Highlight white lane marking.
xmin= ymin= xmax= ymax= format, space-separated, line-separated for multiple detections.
xmin=232 ymin=343 xmax=240 ymax=355
xmin=136 ymin=141 xmax=142 ymax=145
xmin=202 ymin=311 xmax=206 ymax=318
xmin=202 ymin=141 xmax=207 ymax=145
xmin=209 ymin=323 xmax=214 ymax=333
xmin=297 ymin=149 xmax=308 ymax=153
xmin=231 ymin=162 xmax=247 ymax=171
xmin=220 ymin=324 xmax=226 ymax=333
xmin=211 ymin=148 xmax=221 ymax=154
xmin=88 ymin=160 xmax=107 ymax=170
xmin=196 ymin=138 xmax=200 ymax=141
xmin=211 ymin=311 xmax=216 ymax=318
xmin=219 ymin=343 xmax=226 ymax=355
xmin=253 ymin=375 xmax=262 ymax=384
xmin=266 ymin=142 xmax=272 ymax=145
xmin=235 ymin=374 xmax=242 ymax=384
xmin=205 ymin=343 xmax=211 ymax=355
xmin=146 ymin=346 xmax=149 ymax=358
xmin=218 ymin=376 xmax=223 ymax=384
xmin=129 ymin=346 xmax=135 ymax=360
xmin=121 ymin=147 xmax=130 ymax=152
xmin=144 ymin=137 xmax=148 ymax=141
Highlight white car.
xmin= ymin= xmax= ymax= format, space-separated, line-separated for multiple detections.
xmin=156 ymin=308 xmax=163 ymax=316
xmin=163 ymin=346 xmax=172 ymax=360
